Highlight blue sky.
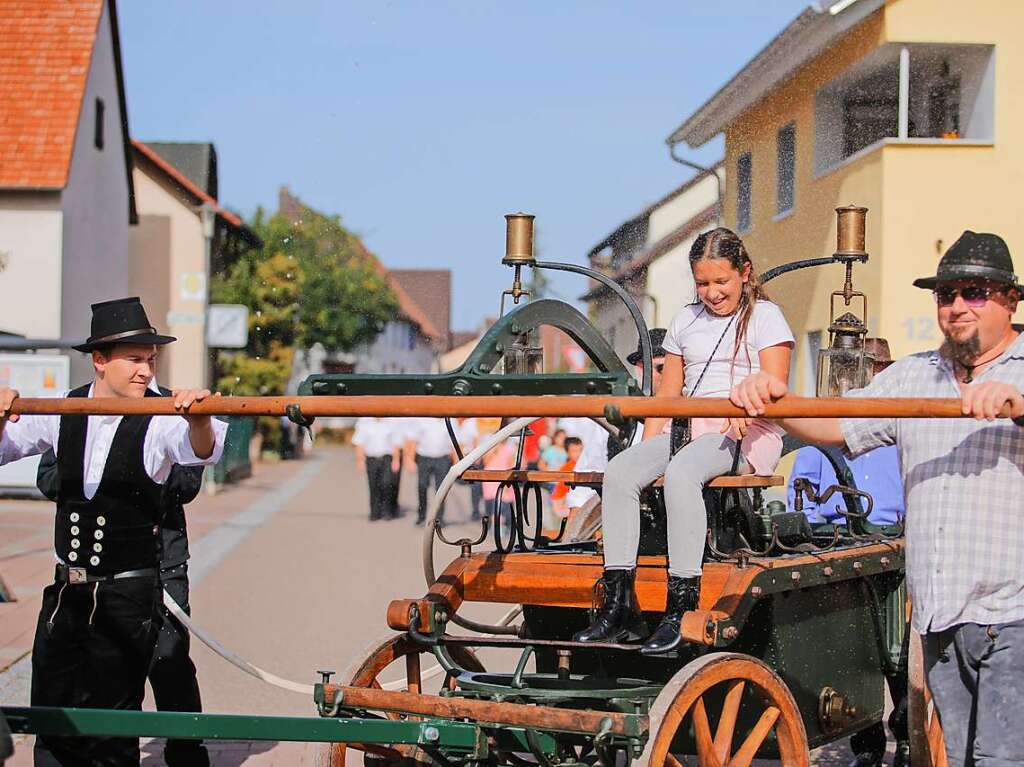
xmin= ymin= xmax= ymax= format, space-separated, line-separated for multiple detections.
xmin=119 ymin=1 xmax=809 ymax=330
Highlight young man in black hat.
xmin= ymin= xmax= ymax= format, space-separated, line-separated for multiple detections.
xmin=731 ymin=232 xmax=1024 ymax=766
xmin=35 ymin=405 xmax=210 ymax=766
xmin=0 ymin=297 xmax=227 ymax=767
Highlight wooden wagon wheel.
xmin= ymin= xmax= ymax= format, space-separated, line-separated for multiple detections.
xmin=908 ymin=630 xmax=949 ymax=767
xmin=318 ymin=632 xmax=485 ymax=767
xmin=635 ymin=653 xmax=809 ymax=767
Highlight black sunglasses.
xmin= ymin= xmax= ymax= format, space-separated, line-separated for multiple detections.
xmin=933 ymin=284 xmax=1004 ymax=307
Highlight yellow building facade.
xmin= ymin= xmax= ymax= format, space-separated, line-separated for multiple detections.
xmin=671 ymin=0 xmax=1020 ymax=393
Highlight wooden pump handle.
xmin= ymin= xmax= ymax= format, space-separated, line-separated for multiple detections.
xmin=3 ymin=395 xmax=1007 ymax=420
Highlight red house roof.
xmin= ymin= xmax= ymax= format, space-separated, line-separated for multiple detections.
xmin=0 ymin=0 xmax=136 ymax=219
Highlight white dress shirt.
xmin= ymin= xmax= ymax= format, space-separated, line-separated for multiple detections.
xmin=404 ymin=417 xmax=455 ymax=458
xmin=0 ymin=385 xmax=228 ymax=500
xmin=352 ymin=418 xmax=403 ymax=458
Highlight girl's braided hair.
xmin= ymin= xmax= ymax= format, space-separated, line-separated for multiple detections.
xmin=688 ymin=227 xmax=769 ymax=369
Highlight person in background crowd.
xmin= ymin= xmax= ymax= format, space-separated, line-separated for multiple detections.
xmin=482 ymin=435 xmax=520 ymax=527
xmin=539 ymin=429 xmax=567 ymax=471
xmin=404 ymin=417 xmax=458 ymax=525
xmin=550 ymin=437 xmax=583 ymax=518
xmin=521 ymin=418 xmax=547 ymax=470
xmin=384 ymin=419 xmax=407 ymax=518
xmin=732 ymin=231 xmax=1024 ymax=766
xmin=0 ymin=297 xmax=227 ymax=767
xmin=454 ymin=417 xmax=483 ymax=520
xmin=353 ymin=417 xmax=403 ymax=521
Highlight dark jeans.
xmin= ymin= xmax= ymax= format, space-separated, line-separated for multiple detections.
xmin=150 ymin=565 xmax=209 ymax=767
xmin=31 ymin=572 xmax=160 ymax=766
xmin=416 ymin=455 xmax=452 ymax=523
xmin=365 ymin=456 xmax=397 ymax=520
xmin=925 ymin=619 xmax=1024 ymax=767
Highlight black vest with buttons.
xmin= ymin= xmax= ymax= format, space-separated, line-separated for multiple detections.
xmin=55 ymin=385 xmax=164 ymax=574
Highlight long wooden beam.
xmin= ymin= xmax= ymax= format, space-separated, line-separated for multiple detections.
xmin=321 ymin=683 xmax=643 ymax=737
xmin=4 ymin=395 xmax=1003 ymax=419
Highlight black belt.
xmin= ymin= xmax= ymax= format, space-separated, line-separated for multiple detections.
xmin=55 ymin=564 xmax=159 ymax=584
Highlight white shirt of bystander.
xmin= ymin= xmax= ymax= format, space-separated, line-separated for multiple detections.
xmin=351 ymin=417 xmax=403 ymax=458
xmin=404 ymin=417 xmax=455 ymax=458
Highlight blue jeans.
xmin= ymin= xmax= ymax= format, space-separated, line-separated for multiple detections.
xmin=924 ymin=620 xmax=1024 ymax=766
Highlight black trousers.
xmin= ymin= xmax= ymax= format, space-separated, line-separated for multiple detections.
xmin=390 ymin=462 xmax=402 ymax=517
xmin=31 ymin=573 xmax=160 ymax=767
xmin=149 ymin=564 xmax=208 ymax=767
xmin=365 ymin=456 xmax=396 ymax=520
xmin=416 ymin=455 xmax=452 ymax=522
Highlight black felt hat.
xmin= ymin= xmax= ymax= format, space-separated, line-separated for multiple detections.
xmin=913 ymin=231 xmax=1019 ymax=290
xmin=626 ymin=328 xmax=667 ymax=366
xmin=72 ymin=297 xmax=176 ymax=353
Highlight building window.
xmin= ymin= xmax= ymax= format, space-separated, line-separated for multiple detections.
xmin=94 ymin=98 xmax=105 ymax=150
xmin=776 ymin=124 xmax=796 ymax=215
xmin=814 ymin=43 xmax=994 ymax=174
xmin=736 ymin=152 xmax=752 ymax=232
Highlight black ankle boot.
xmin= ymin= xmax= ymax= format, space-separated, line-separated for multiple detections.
xmin=639 ymin=575 xmax=700 ymax=655
xmin=572 ymin=569 xmax=647 ymax=643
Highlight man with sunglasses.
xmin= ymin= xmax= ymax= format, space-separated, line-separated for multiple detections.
xmin=731 ymin=231 xmax=1024 ymax=766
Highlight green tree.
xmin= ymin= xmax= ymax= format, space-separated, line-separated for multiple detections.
xmin=211 ymin=204 xmax=398 ymax=398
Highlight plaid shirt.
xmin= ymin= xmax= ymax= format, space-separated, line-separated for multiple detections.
xmin=841 ymin=332 xmax=1024 ymax=633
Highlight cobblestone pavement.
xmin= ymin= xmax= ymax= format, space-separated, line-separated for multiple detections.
xmin=0 ymin=445 xmax=893 ymax=765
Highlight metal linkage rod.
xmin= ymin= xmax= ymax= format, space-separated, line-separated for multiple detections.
xmin=4 ymin=395 xmax=1003 ymax=420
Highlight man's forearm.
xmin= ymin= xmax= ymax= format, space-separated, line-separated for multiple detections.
xmin=188 ymin=419 xmax=216 ymax=459
xmin=778 ymin=417 xmax=846 ymax=447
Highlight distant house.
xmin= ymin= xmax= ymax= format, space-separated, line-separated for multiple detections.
xmin=130 ymin=140 xmax=261 ymax=388
xmin=581 ymin=166 xmax=723 ymax=364
xmin=390 ymin=269 xmax=452 ymax=353
xmin=0 ymin=0 xmax=136 ymax=381
xmin=668 ymin=0 xmax=1016 ymax=389
xmin=278 ymin=188 xmax=444 ymax=377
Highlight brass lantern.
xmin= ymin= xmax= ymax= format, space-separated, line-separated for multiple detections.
xmin=817 ymin=312 xmax=874 ymax=396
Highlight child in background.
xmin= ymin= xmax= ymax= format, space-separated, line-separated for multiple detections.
xmin=539 ymin=429 xmax=568 ymax=471
xmin=550 ymin=437 xmax=583 ymax=518
xmin=482 ymin=436 xmax=520 ymax=527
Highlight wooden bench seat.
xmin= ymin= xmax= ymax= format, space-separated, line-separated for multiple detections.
xmin=459 ymin=469 xmax=783 ymax=490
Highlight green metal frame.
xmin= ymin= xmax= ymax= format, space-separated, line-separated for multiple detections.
xmin=299 ymin=299 xmax=637 ymax=397
xmin=2 ymin=706 xmax=480 ymax=749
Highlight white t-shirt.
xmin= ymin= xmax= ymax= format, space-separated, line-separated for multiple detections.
xmin=662 ymin=300 xmax=794 ymax=398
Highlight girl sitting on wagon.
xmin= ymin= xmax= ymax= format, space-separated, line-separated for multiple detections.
xmin=574 ymin=227 xmax=794 ymax=654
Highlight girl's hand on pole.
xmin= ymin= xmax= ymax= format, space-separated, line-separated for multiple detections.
xmin=721 ymin=417 xmax=753 ymax=438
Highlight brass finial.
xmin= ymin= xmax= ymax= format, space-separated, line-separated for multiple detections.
xmin=504 ymin=213 xmax=536 ymax=266
xmin=835 ymin=205 xmax=868 ymax=258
